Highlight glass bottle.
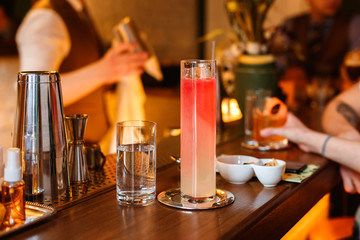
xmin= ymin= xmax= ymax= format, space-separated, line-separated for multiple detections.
xmin=1 ymin=148 xmax=25 ymax=228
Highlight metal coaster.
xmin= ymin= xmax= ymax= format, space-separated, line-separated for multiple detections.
xmin=241 ymin=139 xmax=288 ymax=151
xmin=0 ymin=202 xmax=56 ymax=238
xmin=157 ymin=188 xmax=234 ymax=210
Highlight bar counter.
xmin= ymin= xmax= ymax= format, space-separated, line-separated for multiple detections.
xmin=8 ymin=133 xmax=340 ymax=240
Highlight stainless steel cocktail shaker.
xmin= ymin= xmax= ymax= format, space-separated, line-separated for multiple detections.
xmin=12 ymin=71 xmax=69 ymax=202
xmin=113 ymin=16 xmax=149 ymax=54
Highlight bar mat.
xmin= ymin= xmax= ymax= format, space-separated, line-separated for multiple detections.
xmin=42 ymin=155 xmax=117 ymax=211
xmin=42 ymin=139 xmax=177 ymax=211
xmin=282 ymin=164 xmax=319 ymax=183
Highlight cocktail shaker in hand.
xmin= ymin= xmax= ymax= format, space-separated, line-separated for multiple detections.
xmin=113 ymin=16 xmax=149 ymax=54
xmin=12 ymin=71 xmax=69 ymax=202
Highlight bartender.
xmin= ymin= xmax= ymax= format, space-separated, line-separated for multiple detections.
xmin=16 ymin=0 xmax=148 ymax=144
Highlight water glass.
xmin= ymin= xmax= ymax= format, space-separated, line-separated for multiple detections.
xmin=116 ymin=120 xmax=156 ymax=206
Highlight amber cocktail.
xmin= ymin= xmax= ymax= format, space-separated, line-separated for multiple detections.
xmin=243 ymin=89 xmax=288 ymax=150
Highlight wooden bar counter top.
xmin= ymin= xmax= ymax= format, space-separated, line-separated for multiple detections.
xmin=8 ymin=129 xmax=341 ymax=240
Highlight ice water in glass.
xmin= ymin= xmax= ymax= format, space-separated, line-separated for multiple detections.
xmin=116 ymin=121 xmax=156 ymax=206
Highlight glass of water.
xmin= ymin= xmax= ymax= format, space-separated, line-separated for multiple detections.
xmin=116 ymin=120 xmax=156 ymax=206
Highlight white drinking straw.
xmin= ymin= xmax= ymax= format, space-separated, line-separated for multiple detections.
xmin=211 ymin=40 xmax=215 ymax=61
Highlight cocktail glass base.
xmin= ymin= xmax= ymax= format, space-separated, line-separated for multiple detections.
xmin=181 ymin=193 xmax=216 ymax=204
xmin=157 ymin=188 xmax=234 ymax=210
xmin=117 ymin=193 xmax=156 ymax=207
xmin=242 ymin=138 xmax=288 ymax=151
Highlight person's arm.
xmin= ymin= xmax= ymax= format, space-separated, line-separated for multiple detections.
xmin=16 ymin=8 xmax=148 ymax=106
xmin=60 ymin=44 xmax=147 ymax=105
xmin=261 ymin=113 xmax=360 ymax=172
xmin=321 ymin=82 xmax=360 ymax=139
xmin=321 ymin=87 xmax=360 ymax=187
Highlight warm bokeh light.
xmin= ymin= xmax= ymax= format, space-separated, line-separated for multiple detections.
xmin=221 ymin=98 xmax=242 ymax=123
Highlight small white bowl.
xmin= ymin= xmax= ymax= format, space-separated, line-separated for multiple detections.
xmin=216 ymin=155 xmax=259 ymax=184
xmin=252 ymin=159 xmax=286 ymax=187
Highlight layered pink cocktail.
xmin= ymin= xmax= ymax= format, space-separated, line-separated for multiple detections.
xmin=180 ymin=60 xmax=216 ymax=201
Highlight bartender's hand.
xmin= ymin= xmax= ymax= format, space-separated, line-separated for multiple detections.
xmin=340 ymin=166 xmax=360 ymax=194
xmin=60 ymin=42 xmax=148 ymax=106
xmin=95 ymin=42 xmax=148 ymax=84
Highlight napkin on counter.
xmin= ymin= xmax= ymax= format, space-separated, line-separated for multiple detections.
xmin=282 ymin=164 xmax=319 ymax=183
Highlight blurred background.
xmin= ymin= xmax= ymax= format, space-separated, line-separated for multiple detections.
xmin=2 ymin=0 xmax=360 ymax=147
xmin=2 ymin=1 xmax=360 ymax=238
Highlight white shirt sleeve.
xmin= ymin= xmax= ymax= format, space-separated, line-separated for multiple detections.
xmin=16 ymin=8 xmax=71 ymax=71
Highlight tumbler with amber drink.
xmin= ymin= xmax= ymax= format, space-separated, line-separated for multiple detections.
xmin=243 ymin=89 xmax=288 ymax=150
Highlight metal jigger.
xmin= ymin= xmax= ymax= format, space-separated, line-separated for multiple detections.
xmin=65 ymin=114 xmax=89 ymax=184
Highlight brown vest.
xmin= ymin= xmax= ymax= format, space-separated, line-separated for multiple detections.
xmin=288 ymin=12 xmax=351 ymax=78
xmin=34 ymin=0 xmax=109 ymax=143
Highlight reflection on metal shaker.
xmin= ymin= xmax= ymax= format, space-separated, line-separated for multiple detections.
xmin=12 ymin=71 xmax=69 ymax=202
